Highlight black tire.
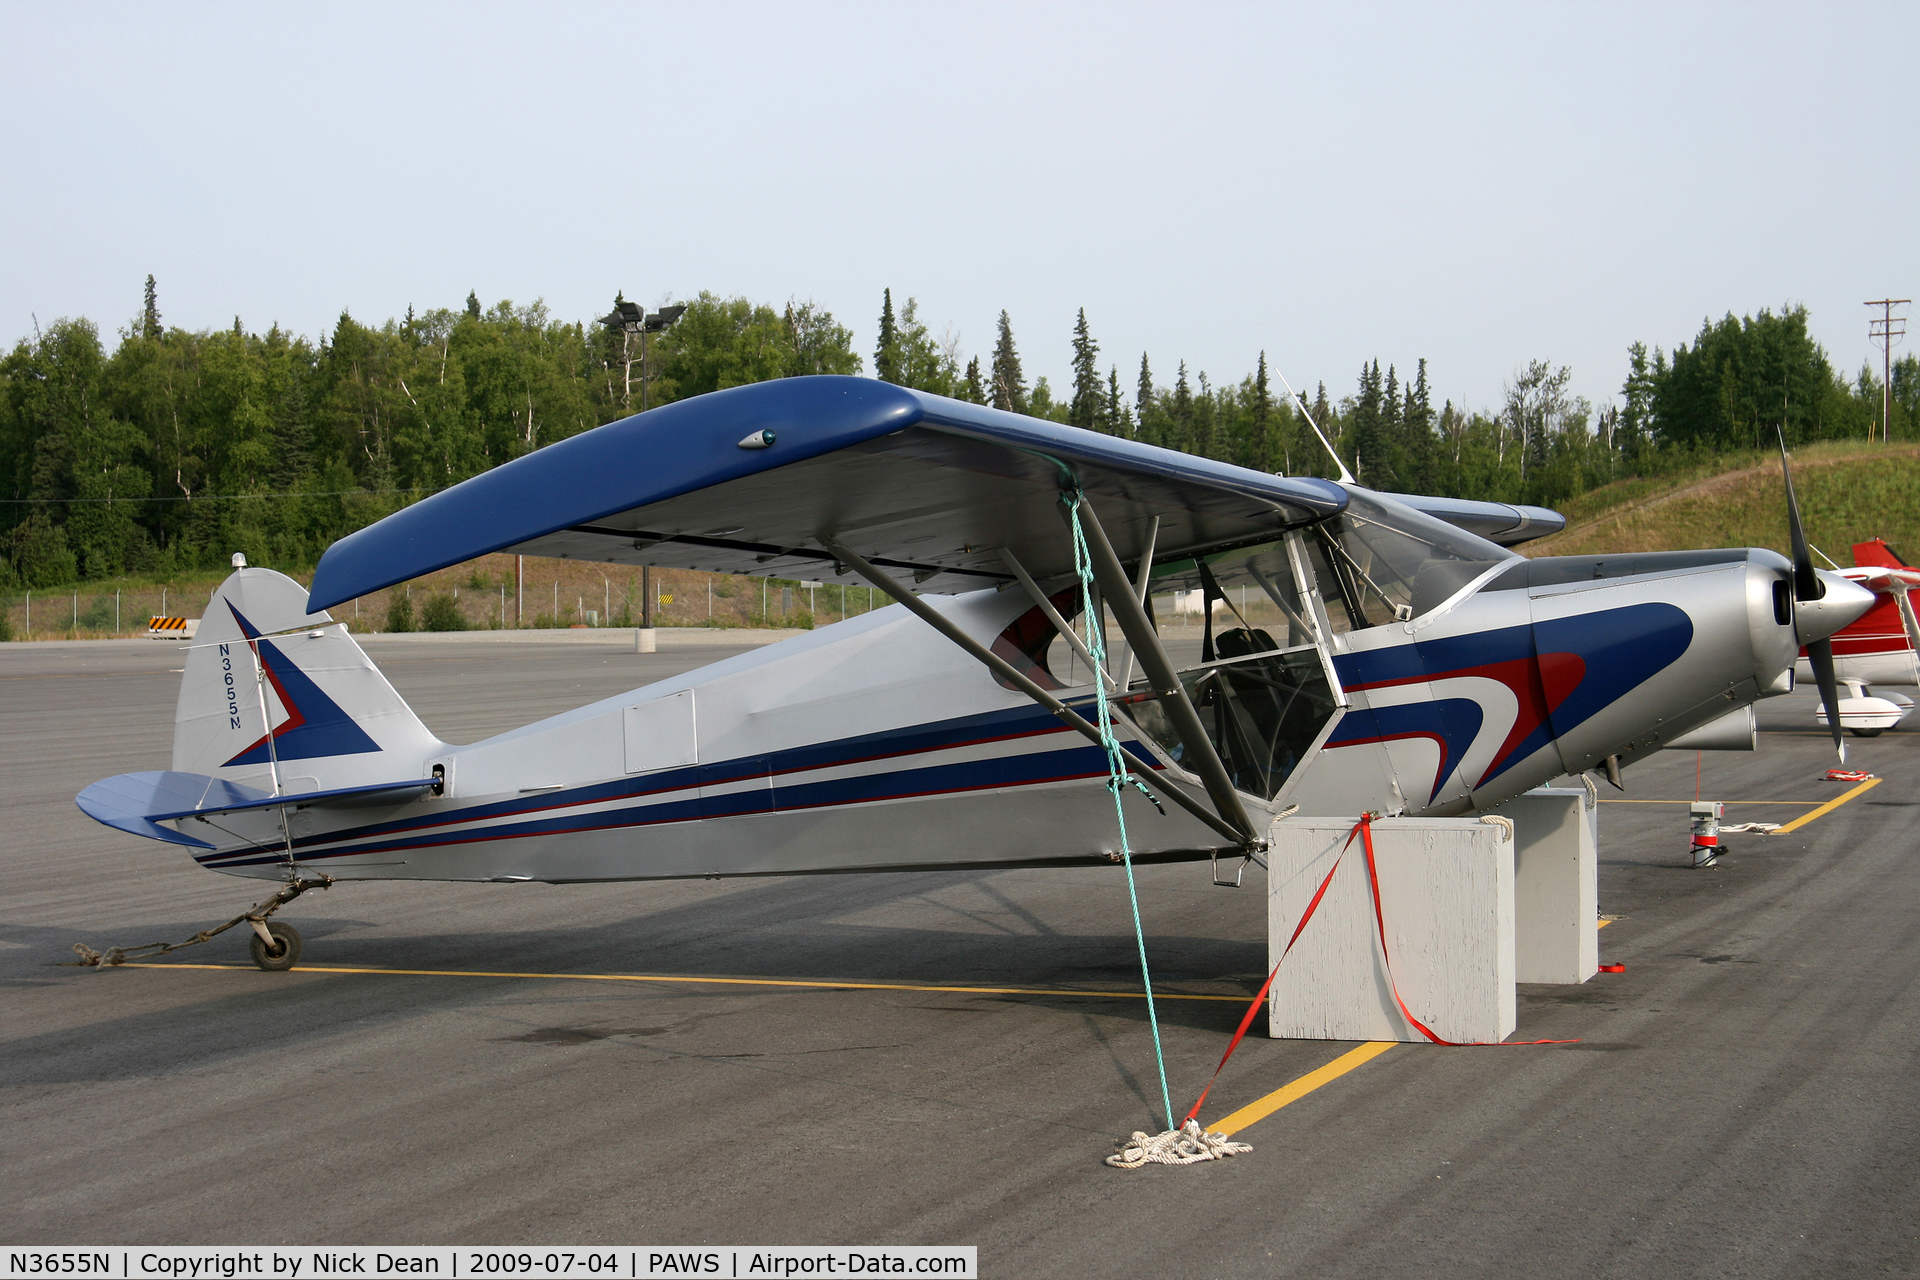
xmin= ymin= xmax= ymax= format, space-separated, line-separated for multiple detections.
xmin=1849 ymin=728 xmax=1884 ymax=738
xmin=250 ymin=921 xmax=301 ymax=971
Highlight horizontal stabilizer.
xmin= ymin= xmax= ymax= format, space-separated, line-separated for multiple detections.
xmin=77 ymin=772 xmax=254 ymax=848
xmin=77 ymin=770 xmax=439 ymax=847
xmin=149 ymin=775 xmax=439 ymax=819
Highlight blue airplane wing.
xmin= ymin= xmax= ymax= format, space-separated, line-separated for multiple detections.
xmin=308 ymin=376 xmax=1351 ymax=609
xmin=1388 ymin=494 xmax=1565 ymax=546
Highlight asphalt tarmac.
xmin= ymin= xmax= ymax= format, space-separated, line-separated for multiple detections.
xmin=4 ymin=635 xmax=1916 ymax=1277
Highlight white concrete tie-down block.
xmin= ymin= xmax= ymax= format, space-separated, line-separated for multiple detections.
xmin=1500 ymin=787 xmax=1599 ymax=984
xmin=1267 ymin=817 xmax=1515 ymax=1044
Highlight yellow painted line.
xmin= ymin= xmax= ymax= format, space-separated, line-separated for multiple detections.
xmin=1209 ymin=1041 xmax=1396 ymax=1136
xmin=126 ymin=962 xmax=1247 ymax=1001
xmin=1598 ymin=799 xmax=1822 ymax=805
xmin=1769 ymin=776 xmax=1882 ymax=834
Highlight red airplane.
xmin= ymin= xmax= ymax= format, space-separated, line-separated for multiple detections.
xmin=1795 ymin=538 xmax=1920 ymax=735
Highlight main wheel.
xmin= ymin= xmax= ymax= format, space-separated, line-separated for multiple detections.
xmin=250 ymin=921 xmax=302 ymax=971
xmin=1849 ymin=727 xmax=1885 ymax=738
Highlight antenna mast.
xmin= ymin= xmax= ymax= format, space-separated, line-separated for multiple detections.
xmin=1272 ymin=369 xmax=1354 ymax=485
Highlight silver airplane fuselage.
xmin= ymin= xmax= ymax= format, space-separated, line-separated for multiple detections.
xmin=160 ymin=532 xmax=1869 ymax=885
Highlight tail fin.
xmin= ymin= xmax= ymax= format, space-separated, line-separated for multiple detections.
xmin=173 ymin=567 xmax=443 ymax=790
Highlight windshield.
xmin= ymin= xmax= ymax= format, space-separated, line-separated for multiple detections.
xmin=1306 ymin=488 xmax=1516 ymax=632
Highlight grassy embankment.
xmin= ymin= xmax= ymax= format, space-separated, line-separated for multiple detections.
xmin=1521 ymin=441 xmax=1920 ymax=563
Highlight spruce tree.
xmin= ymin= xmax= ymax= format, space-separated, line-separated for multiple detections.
xmin=1349 ymin=361 xmax=1385 ymax=485
xmin=1170 ymin=361 xmax=1193 ymax=453
xmin=874 ymin=288 xmax=898 ymax=384
xmin=1251 ymin=351 xmax=1273 ymax=471
xmin=962 ymin=356 xmax=987 ymax=405
xmin=1619 ymin=341 xmax=1656 ymax=465
xmin=1404 ymin=358 xmax=1435 ymax=492
xmin=1136 ymin=353 xmax=1156 ymax=446
xmin=1068 ymin=308 xmax=1101 ymax=430
xmin=1380 ymin=364 xmax=1403 ymax=489
xmin=1437 ymin=400 xmax=1461 ymax=491
xmin=465 ymin=291 xmax=482 ymax=320
xmin=1105 ymin=366 xmax=1128 ymax=436
xmin=1308 ymin=382 xmax=1335 ymax=478
xmin=1192 ymin=370 xmax=1216 ymax=458
xmin=141 ymin=275 xmax=162 ymax=339
xmin=990 ymin=310 xmax=1027 ymax=414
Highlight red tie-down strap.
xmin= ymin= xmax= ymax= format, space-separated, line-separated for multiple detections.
xmin=1182 ymin=819 xmax=1358 ymax=1123
xmin=1184 ymin=814 xmax=1576 ymax=1125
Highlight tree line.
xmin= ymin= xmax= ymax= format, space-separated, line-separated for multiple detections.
xmin=874 ymin=294 xmax=1917 ymax=510
xmin=2 ymin=278 xmax=1913 ymax=592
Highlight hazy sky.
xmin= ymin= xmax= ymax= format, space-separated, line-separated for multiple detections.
xmin=4 ymin=1 xmax=1914 ymax=419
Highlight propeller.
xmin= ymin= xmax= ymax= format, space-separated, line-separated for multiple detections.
xmin=1779 ymin=429 xmax=1845 ymax=763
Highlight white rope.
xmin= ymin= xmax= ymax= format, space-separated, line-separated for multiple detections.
xmin=1720 ymin=821 xmax=1782 ymax=834
xmin=1106 ymin=1119 xmax=1252 ymax=1168
xmin=1479 ymin=814 xmax=1515 ymax=842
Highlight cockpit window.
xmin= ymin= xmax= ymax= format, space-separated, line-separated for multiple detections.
xmin=1310 ymin=488 xmax=1516 ymax=631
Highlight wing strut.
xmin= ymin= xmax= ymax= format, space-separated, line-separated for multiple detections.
xmin=997 ymin=548 xmax=1114 ymax=688
xmin=1062 ymin=495 xmax=1262 ymax=847
xmin=819 ymin=536 xmax=1250 ymax=848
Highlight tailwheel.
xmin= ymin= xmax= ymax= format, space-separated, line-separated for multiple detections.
xmin=250 ymin=921 xmax=302 ymax=971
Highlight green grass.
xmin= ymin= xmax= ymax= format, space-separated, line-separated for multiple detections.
xmin=1525 ymin=443 xmax=1920 ymax=564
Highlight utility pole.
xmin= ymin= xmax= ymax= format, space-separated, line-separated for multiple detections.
xmin=1865 ymin=298 xmax=1909 ymax=443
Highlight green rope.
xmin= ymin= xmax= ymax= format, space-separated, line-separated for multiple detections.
xmin=1066 ymin=492 xmax=1174 ymax=1132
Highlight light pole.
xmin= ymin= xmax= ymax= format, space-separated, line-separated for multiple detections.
xmin=597 ymin=300 xmax=687 ymax=415
xmin=597 ymin=300 xmax=687 ymax=654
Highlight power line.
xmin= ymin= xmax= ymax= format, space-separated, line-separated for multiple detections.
xmin=1865 ymin=298 xmax=1909 ymax=444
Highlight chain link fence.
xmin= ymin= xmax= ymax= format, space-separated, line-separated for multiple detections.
xmin=0 ymin=558 xmax=902 ymax=641
xmin=0 ymin=585 xmax=225 ymax=641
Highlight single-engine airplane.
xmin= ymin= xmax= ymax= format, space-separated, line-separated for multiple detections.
xmin=76 ymin=378 xmax=1874 ymax=967
xmin=1794 ymin=538 xmax=1920 ymax=736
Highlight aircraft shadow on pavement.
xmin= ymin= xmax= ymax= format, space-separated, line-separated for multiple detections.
xmin=3 ymin=867 xmax=1271 ymax=1086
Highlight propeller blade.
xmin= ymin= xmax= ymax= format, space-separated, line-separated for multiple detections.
xmin=1808 ymin=636 xmax=1846 ymax=764
xmin=1778 ymin=428 xmax=1824 ymax=603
